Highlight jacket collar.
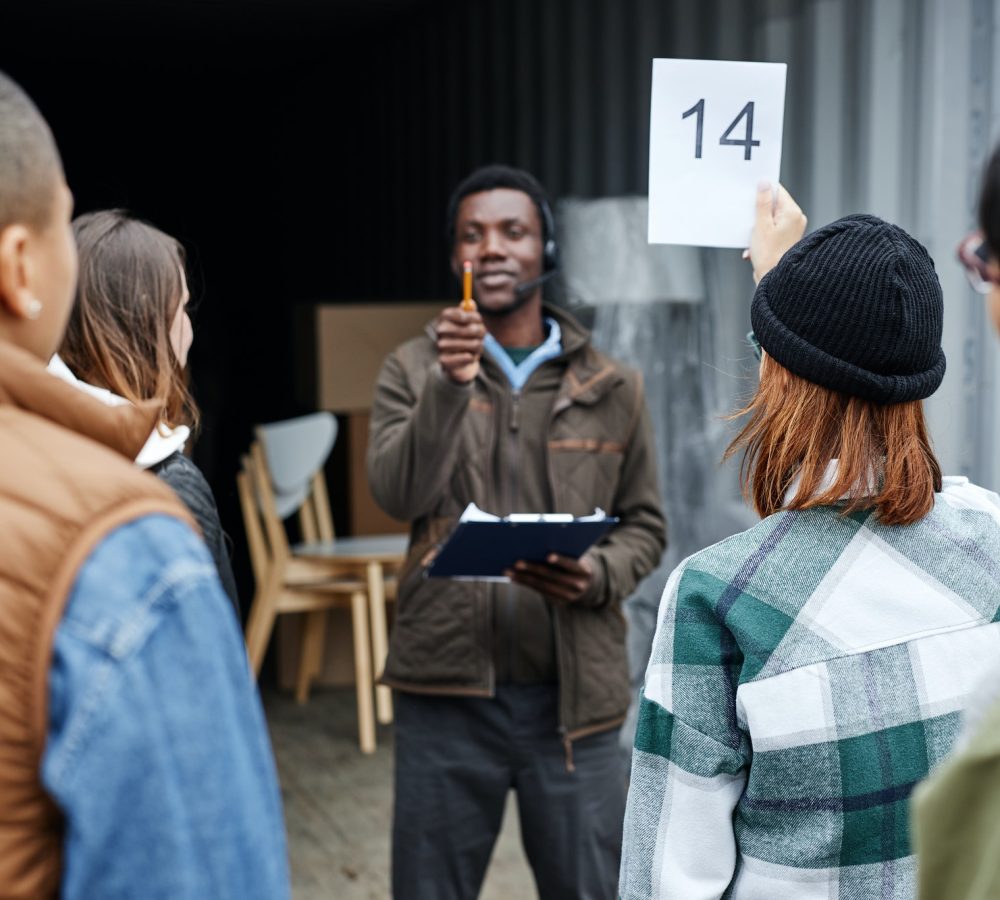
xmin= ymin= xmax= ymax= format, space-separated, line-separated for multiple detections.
xmin=544 ymin=304 xmax=590 ymax=356
xmin=545 ymin=305 xmax=625 ymax=407
xmin=476 ymin=303 xmax=620 ymax=399
xmin=47 ymin=354 xmax=188 ymax=469
xmin=426 ymin=303 xmax=624 ymax=404
xmin=0 ymin=341 xmax=160 ymax=461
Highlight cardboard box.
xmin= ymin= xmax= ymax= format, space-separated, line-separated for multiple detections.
xmin=314 ymin=301 xmax=447 ymax=537
xmin=315 ymin=302 xmax=448 ymax=412
xmin=346 ymin=411 xmax=408 ymax=537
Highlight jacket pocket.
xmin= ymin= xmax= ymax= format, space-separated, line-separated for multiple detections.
xmin=548 ymin=439 xmax=625 ymax=514
xmin=386 ymin=561 xmax=489 ymax=689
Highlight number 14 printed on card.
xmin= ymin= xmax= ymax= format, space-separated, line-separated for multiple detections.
xmin=648 ymin=59 xmax=787 ymax=249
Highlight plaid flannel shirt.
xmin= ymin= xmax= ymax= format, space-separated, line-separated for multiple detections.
xmin=621 ymin=476 xmax=1000 ymax=900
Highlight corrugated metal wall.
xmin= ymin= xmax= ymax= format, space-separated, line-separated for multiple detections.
xmin=371 ymin=0 xmax=1000 ymax=483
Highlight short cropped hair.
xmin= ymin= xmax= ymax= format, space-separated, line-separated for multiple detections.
xmin=445 ymin=164 xmax=551 ymax=247
xmin=0 ymin=70 xmax=63 ymax=230
xmin=979 ymin=144 xmax=1000 ymax=259
xmin=60 ymin=210 xmax=199 ymax=432
xmin=725 ymin=355 xmax=942 ymax=526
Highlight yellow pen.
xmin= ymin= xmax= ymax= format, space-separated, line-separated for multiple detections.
xmin=461 ymin=260 xmax=475 ymax=311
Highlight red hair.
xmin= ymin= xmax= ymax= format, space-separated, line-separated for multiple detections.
xmin=725 ymin=356 xmax=942 ymax=526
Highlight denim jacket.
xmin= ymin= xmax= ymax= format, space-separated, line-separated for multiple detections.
xmin=41 ymin=514 xmax=290 ymax=900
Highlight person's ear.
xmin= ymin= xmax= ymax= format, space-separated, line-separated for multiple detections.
xmin=0 ymin=225 xmax=42 ymax=321
xmin=449 ymin=252 xmax=462 ymax=280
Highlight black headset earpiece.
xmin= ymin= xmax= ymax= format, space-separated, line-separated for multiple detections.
xmin=539 ymin=197 xmax=559 ymax=273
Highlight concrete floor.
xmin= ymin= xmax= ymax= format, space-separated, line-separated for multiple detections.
xmin=264 ymin=687 xmax=537 ymax=900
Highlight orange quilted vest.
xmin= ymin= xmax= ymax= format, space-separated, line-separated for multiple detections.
xmin=0 ymin=343 xmax=191 ymax=898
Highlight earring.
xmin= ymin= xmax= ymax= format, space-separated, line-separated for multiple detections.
xmin=24 ymin=298 xmax=42 ymax=320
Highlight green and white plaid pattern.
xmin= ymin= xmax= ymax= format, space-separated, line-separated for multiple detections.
xmin=621 ymin=477 xmax=1000 ymax=899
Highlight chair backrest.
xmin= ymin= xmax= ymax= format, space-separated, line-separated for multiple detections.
xmin=255 ymin=413 xmax=337 ymax=520
xmin=238 ymin=445 xmax=330 ymax=593
xmin=237 ymin=454 xmax=272 ymax=585
xmin=307 ymin=467 xmax=336 ymax=543
xmin=248 ymin=439 xmax=295 ymax=563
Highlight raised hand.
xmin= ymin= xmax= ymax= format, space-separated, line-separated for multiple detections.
xmin=436 ymin=305 xmax=485 ymax=384
xmin=745 ymin=182 xmax=808 ymax=284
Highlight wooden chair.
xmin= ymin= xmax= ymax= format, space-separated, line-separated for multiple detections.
xmin=253 ymin=414 xmax=405 ymax=726
xmin=238 ymin=429 xmax=377 ymax=754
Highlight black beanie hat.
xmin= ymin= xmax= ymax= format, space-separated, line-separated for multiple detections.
xmin=750 ymin=214 xmax=946 ymax=403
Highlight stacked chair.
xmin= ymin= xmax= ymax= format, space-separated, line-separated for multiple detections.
xmin=237 ymin=412 xmax=406 ymax=754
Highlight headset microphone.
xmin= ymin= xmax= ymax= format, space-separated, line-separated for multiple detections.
xmin=512 ymin=268 xmax=560 ymax=296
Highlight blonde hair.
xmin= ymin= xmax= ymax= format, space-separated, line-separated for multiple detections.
xmin=725 ymin=355 xmax=941 ymax=526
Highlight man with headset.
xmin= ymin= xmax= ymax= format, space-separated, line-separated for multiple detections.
xmin=368 ymin=164 xmax=666 ymax=899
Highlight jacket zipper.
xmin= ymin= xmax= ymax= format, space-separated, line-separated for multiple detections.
xmin=506 ymin=389 xmax=521 ymax=683
xmin=482 ymin=374 xmax=497 ymax=696
xmin=488 ymin=349 xmax=617 ymax=734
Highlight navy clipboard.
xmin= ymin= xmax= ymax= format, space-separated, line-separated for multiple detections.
xmin=425 ymin=504 xmax=618 ymax=581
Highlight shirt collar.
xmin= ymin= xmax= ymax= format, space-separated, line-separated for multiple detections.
xmin=783 ymin=459 xmax=879 ymax=506
xmin=483 ymin=317 xmax=563 ymax=390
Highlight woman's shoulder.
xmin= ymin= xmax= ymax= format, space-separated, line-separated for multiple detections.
xmin=936 ymin=475 xmax=1000 ymax=520
xmin=680 ymin=509 xmax=804 ymax=576
xmin=152 ymin=450 xmax=202 ymax=479
xmin=151 ymin=452 xmax=216 ymax=512
xmin=670 ymin=506 xmax=855 ymax=618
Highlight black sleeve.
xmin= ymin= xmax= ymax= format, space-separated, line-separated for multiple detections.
xmin=153 ymin=453 xmax=241 ymax=620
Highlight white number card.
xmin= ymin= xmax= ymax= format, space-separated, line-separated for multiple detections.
xmin=648 ymin=58 xmax=787 ymax=249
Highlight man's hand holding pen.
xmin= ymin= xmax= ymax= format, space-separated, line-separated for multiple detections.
xmin=438 ymin=259 xmax=485 ymax=384
xmin=436 ymin=305 xmax=485 ymax=384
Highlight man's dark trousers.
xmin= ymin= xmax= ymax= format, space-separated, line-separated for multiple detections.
xmin=392 ymin=684 xmax=626 ymax=900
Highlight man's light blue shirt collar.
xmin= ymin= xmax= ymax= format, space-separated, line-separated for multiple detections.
xmin=483 ymin=317 xmax=563 ymax=391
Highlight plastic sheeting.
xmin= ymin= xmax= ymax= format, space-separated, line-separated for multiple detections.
xmin=556 ymin=196 xmax=762 ymax=755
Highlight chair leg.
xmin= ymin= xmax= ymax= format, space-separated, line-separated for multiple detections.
xmin=366 ymin=561 xmax=393 ymax=724
xmin=350 ymin=590 xmax=377 ymax=755
xmin=295 ymin=609 xmax=327 ymax=705
xmin=245 ymin=570 xmax=281 ymax=676
xmin=309 ymin=628 xmax=325 ymax=678
xmin=242 ymin=584 xmax=266 ymax=659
